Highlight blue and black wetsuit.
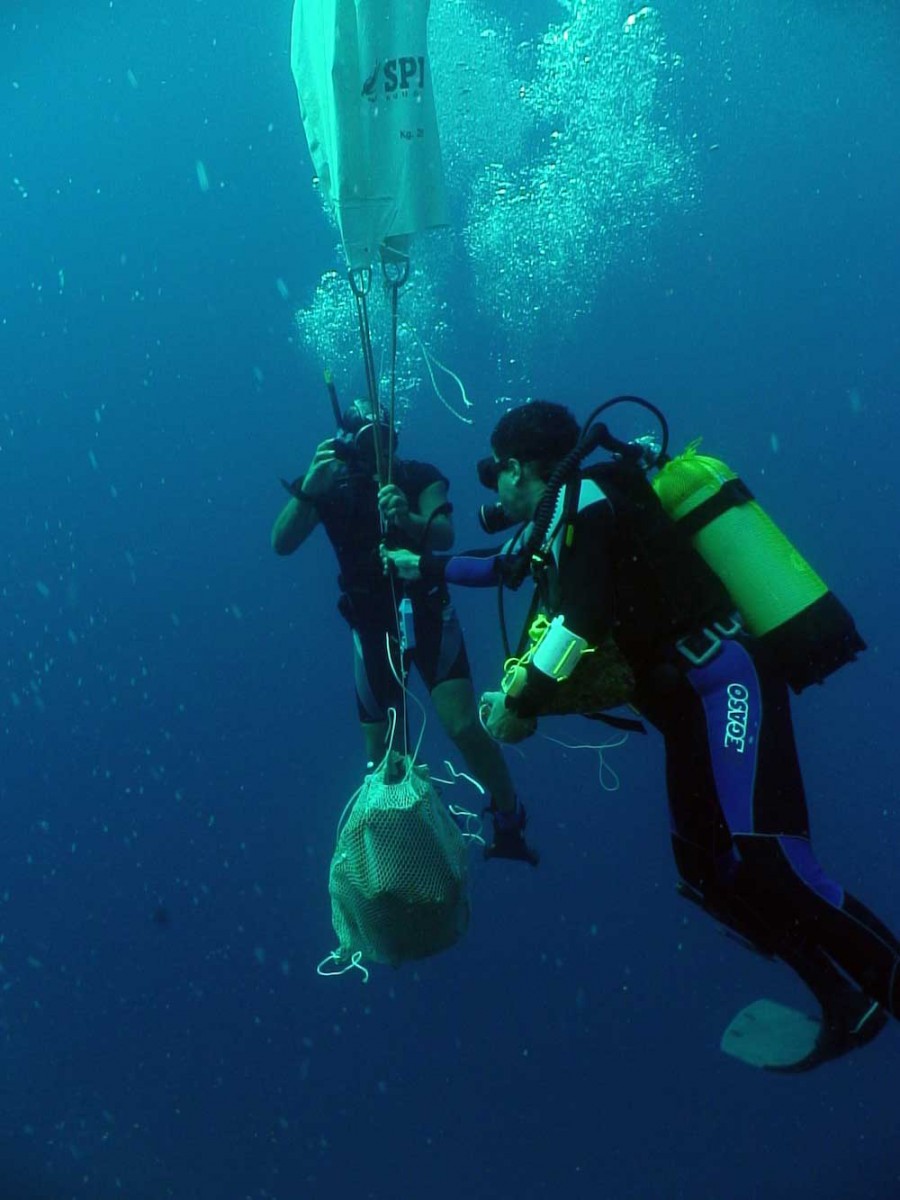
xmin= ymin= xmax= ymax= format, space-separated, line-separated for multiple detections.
xmin=424 ymin=470 xmax=900 ymax=1021
xmin=315 ymin=459 xmax=470 ymax=723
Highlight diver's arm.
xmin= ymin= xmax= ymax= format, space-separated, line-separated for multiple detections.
xmin=414 ymin=480 xmax=454 ymax=551
xmin=550 ymin=499 xmax=616 ymax=643
xmin=271 ymin=439 xmax=336 ymax=555
xmin=271 ymin=495 xmax=320 ymax=556
xmin=382 ymin=544 xmax=502 ymax=586
xmin=383 ymin=480 xmax=454 ymax=551
xmin=422 ymin=548 xmax=506 ymax=587
xmin=505 ymin=499 xmax=616 ymax=717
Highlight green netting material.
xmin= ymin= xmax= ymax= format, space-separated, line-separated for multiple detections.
xmin=328 ymin=758 xmax=470 ymax=968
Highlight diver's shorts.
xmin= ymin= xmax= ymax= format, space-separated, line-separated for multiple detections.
xmin=350 ymin=597 xmax=471 ymax=724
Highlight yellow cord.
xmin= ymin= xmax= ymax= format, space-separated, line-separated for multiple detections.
xmin=500 ymin=614 xmax=552 ymax=694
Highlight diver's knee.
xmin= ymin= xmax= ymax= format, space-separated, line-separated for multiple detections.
xmin=435 ymin=699 xmax=482 ymax=745
xmin=448 ymin=712 xmax=484 ymax=746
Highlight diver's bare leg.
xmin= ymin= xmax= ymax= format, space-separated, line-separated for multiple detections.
xmin=430 ymin=678 xmax=516 ymax=811
xmin=360 ymin=720 xmax=389 ymax=767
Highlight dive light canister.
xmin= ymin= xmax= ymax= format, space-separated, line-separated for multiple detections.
xmin=501 ymin=614 xmax=589 ymax=698
xmin=531 ymin=615 xmax=588 ymax=681
xmin=653 ymin=448 xmax=865 ymax=691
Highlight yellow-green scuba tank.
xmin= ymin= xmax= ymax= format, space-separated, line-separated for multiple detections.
xmin=652 ymin=445 xmax=865 ymax=692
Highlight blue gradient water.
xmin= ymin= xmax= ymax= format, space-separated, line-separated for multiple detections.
xmin=2 ymin=3 xmax=899 ymax=1197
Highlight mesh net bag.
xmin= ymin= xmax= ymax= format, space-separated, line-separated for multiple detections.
xmin=328 ymin=756 xmax=470 ymax=968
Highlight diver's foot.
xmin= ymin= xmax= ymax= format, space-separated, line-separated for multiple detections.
xmin=766 ymin=991 xmax=888 ymax=1074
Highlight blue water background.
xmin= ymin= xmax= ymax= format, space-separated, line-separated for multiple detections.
xmin=2 ymin=2 xmax=899 ymax=1197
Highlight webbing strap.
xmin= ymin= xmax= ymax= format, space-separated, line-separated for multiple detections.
xmin=677 ymin=477 xmax=754 ymax=540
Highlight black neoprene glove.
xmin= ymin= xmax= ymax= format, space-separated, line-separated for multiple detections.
xmin=484 ymin=800 xmax=539 ymax=867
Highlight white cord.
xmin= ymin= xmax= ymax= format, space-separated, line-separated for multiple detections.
xmin=430 ymin=759 xmax=486 ymax=796
xmin=540 ymin=731 xmax=629 ymax=793
xmin=316 ymin=950 xmax=369 ymax=983
xmin=383 ymin=631 xmax=428 ymax=775
xmin=403 ymin=324 xmax=474 ymax=425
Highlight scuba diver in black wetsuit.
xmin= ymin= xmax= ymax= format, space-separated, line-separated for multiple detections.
xmin=271 ymin=396 xmax=525 ymax=843
xmin=383 ymin=397 xmax=899 ymax=1071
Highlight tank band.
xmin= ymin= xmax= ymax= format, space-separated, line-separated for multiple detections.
xmin=678 ymin=477 xmax=754 ymax=539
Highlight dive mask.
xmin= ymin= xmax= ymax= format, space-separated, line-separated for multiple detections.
xmin=476 ymin=455 xmax=511 ymax=492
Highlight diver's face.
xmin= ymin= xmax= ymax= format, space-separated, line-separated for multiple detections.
xmin=348 ymin=398 xmax=371 ymax=427
xmin=496 ymin=456 xmax=530 ymax=522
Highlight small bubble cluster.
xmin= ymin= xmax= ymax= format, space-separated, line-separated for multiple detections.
xmin=293 ymin=250 xmax=451 ymax=422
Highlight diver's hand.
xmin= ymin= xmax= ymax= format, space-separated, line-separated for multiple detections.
xmin=300 ymin=439 xmax=340 ymax=498
xmin=378 ymin=484 xmax=411 ymax=529
xmin=381 ymin=546 xmax=422 ymax=581
xmin=479 ymin=691 xmax=536 ymax=744
xmin=485 ymin=800 xmax=539 ymax=867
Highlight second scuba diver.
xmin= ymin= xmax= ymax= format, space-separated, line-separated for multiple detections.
xmin=271 ymin=394 xmax=535 ymax=862
xmin=383 ymin=397 xmax=900 ymax=1071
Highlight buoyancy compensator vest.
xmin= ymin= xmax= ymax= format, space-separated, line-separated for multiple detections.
xmin=579 ymin=459 xmax=734 ymax=670
xmin=652 ymin=446 xmax=865 ymax=692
